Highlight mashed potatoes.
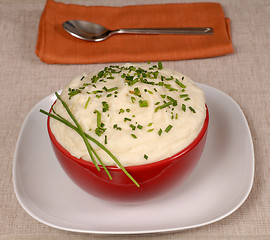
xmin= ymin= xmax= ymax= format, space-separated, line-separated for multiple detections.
xmin=50 ymin=63 xmax=206 ymax=167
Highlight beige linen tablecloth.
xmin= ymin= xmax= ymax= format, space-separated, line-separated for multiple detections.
xmin=0 ymin=0 xmax=269 ymax=239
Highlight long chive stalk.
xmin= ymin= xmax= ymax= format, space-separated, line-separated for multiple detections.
xmin=43 ymin=108 xmax=112 ymax=179
xmin=51 ymin=107 xmax=112 ymax=180
xmin=54 ymin=93 xmax=112 ymax=179
xmin=41 ymin=109 xmax=139 ymax=186
xmin=54 ymin=92 xmax=100 ymax=171
xmin=40 ymin=97 xmax=139 ymax=187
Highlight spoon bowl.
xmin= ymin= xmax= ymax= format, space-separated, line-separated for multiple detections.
xmin=63 ymin=20 xmax=213 ymax=42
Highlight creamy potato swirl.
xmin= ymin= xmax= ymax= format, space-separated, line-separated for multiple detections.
xmin=50 ymin=63 xmax=206 ymax=167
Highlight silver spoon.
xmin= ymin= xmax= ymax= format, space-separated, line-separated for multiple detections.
xmin=63 ymin=20 xmax=213 ymax=42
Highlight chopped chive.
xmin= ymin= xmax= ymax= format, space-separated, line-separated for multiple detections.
xmin=148 ymin=122 xmax=153 ymax=126
xmin=131 ymin=134 xmax=137 ymax=139
xmin=148 ymin=129 xmax=154 ymax=132
xmin=106 ymin=86 xmax=118 ymax=92
xmin=94 ymin=110 xmax=101 ymax=128
xmin=137 ymin=124 xmax=143 ymax=130
xmin=139 ymin=100 xmax=148 ymax=107
xmin=124 ymin=117 xmax=131 ymax=122
xmin=189 ymin=106 xmax=196 ymax=113
xmin=92 ymin=90 xmax=103 ymax=94
xmin=167 ymin=96 xmax=177 ymax=106
xmin=97 ymin=70 xmax=104 ymax=78
xmin=130 ymin=124 xmax=136 ymax=130
xmin=131 ymin=96 xmax=136 ymax=103
xmin=134 ymin=87 xmax=141 ymax=97
xmin=104 ymin=135 xmax=108 ymax=144
xmin=68 ymin=88 xmax=81 ymax=99
xmin=184 ymin=97 xmax=191 ymax=101
xmin=80 ymin=76 xmax=85 ymax=81
xmin=165 ymin=124 xmax=173 ymax=133
xmin=182 ymin=104 xmax=186 ymax=112
xmin=180 ymin=94 xmax=188 ymax=98
xmin=84 ymin=97 xmax=91 ymax=109
xmin=144 ymin=154 xmax=148 ymax=160
xmin=155 ymin=101 xmax=172 ymax=112
xmin=175 ymin=79 xmax=186 ymax=88
xmin=119 ymin=108 xmax=125 ymax=114
xmin=164 ymin=84 xmax=178 ymax=92
xmin=158 ymin=129 xmax=163 ymax=136
xmin=102 ymin=101 xmax=109 ymax=112
xmin=95 ymin=126 xmax=106 ymax=137
xmin=158 ymin=61 xmax=163 ymax=70
xmin=113 ymin=124 xmax=122 ymax=130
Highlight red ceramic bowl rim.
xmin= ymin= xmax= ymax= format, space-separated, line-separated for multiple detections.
xmin=48 ymin=104 xmax=209 ymax=171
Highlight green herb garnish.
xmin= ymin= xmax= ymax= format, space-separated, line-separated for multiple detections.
xmin=137 ymin=124 xmax=143 ymax=130
xmin=155 ymin=101 xmax=172 ymax=112
xmin=175 ymin=79 xmax=186 ymax=88
xmin=124 ymin=117 xmax=131 ymax=122
xmin=40 ymin=93 xmax=139 ymax=187
xmin=139 ymin=100 xmax=148 ymax=107
xmin=182 ymin=104 xmax=186 ymax=112
xmin=189 ymin=106 xmax=196 ymax=113
xmin=130 ymin=124 xmax=136 ymax=130
xmin=68 ymin=88 xmax=81 ymax=99
xmin=84 ymin=97 xmax=91 ymax=109
xmin=165 ymin=124 xmax=173 ymax=133
xmin=94 ymin=110 xmax=106 ymax=136
xmin=119 ymin=108 xmax=125 ymax=114
xmin=131 ymin=134 xmax=137 ymax=139
xmin=158 ymin=61 xmax=163 ymax=70
xmin=103 ymin=86 xmax=118 ymax=92
xmin=180 ymin=94 xmax=188 ymax=98
xmin=102 ymin=101 xmax=109 ymax=112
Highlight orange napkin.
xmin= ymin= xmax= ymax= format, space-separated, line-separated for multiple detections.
xmin=36 ymin=0 xmax=233 ymax=64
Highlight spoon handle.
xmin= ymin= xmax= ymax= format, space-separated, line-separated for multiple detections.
xmin=116 ymin=27 xmax=213 ymax=35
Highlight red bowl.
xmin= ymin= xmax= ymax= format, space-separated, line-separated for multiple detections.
xmin=47 ymin=105 xmax=209 ymax=202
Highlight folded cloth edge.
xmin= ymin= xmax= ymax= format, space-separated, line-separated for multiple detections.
xmin=35 ymin=0 xmax=234 ymax=64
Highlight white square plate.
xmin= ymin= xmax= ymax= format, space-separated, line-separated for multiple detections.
xmin=13 ymin=84 xmax=254 ymax=234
